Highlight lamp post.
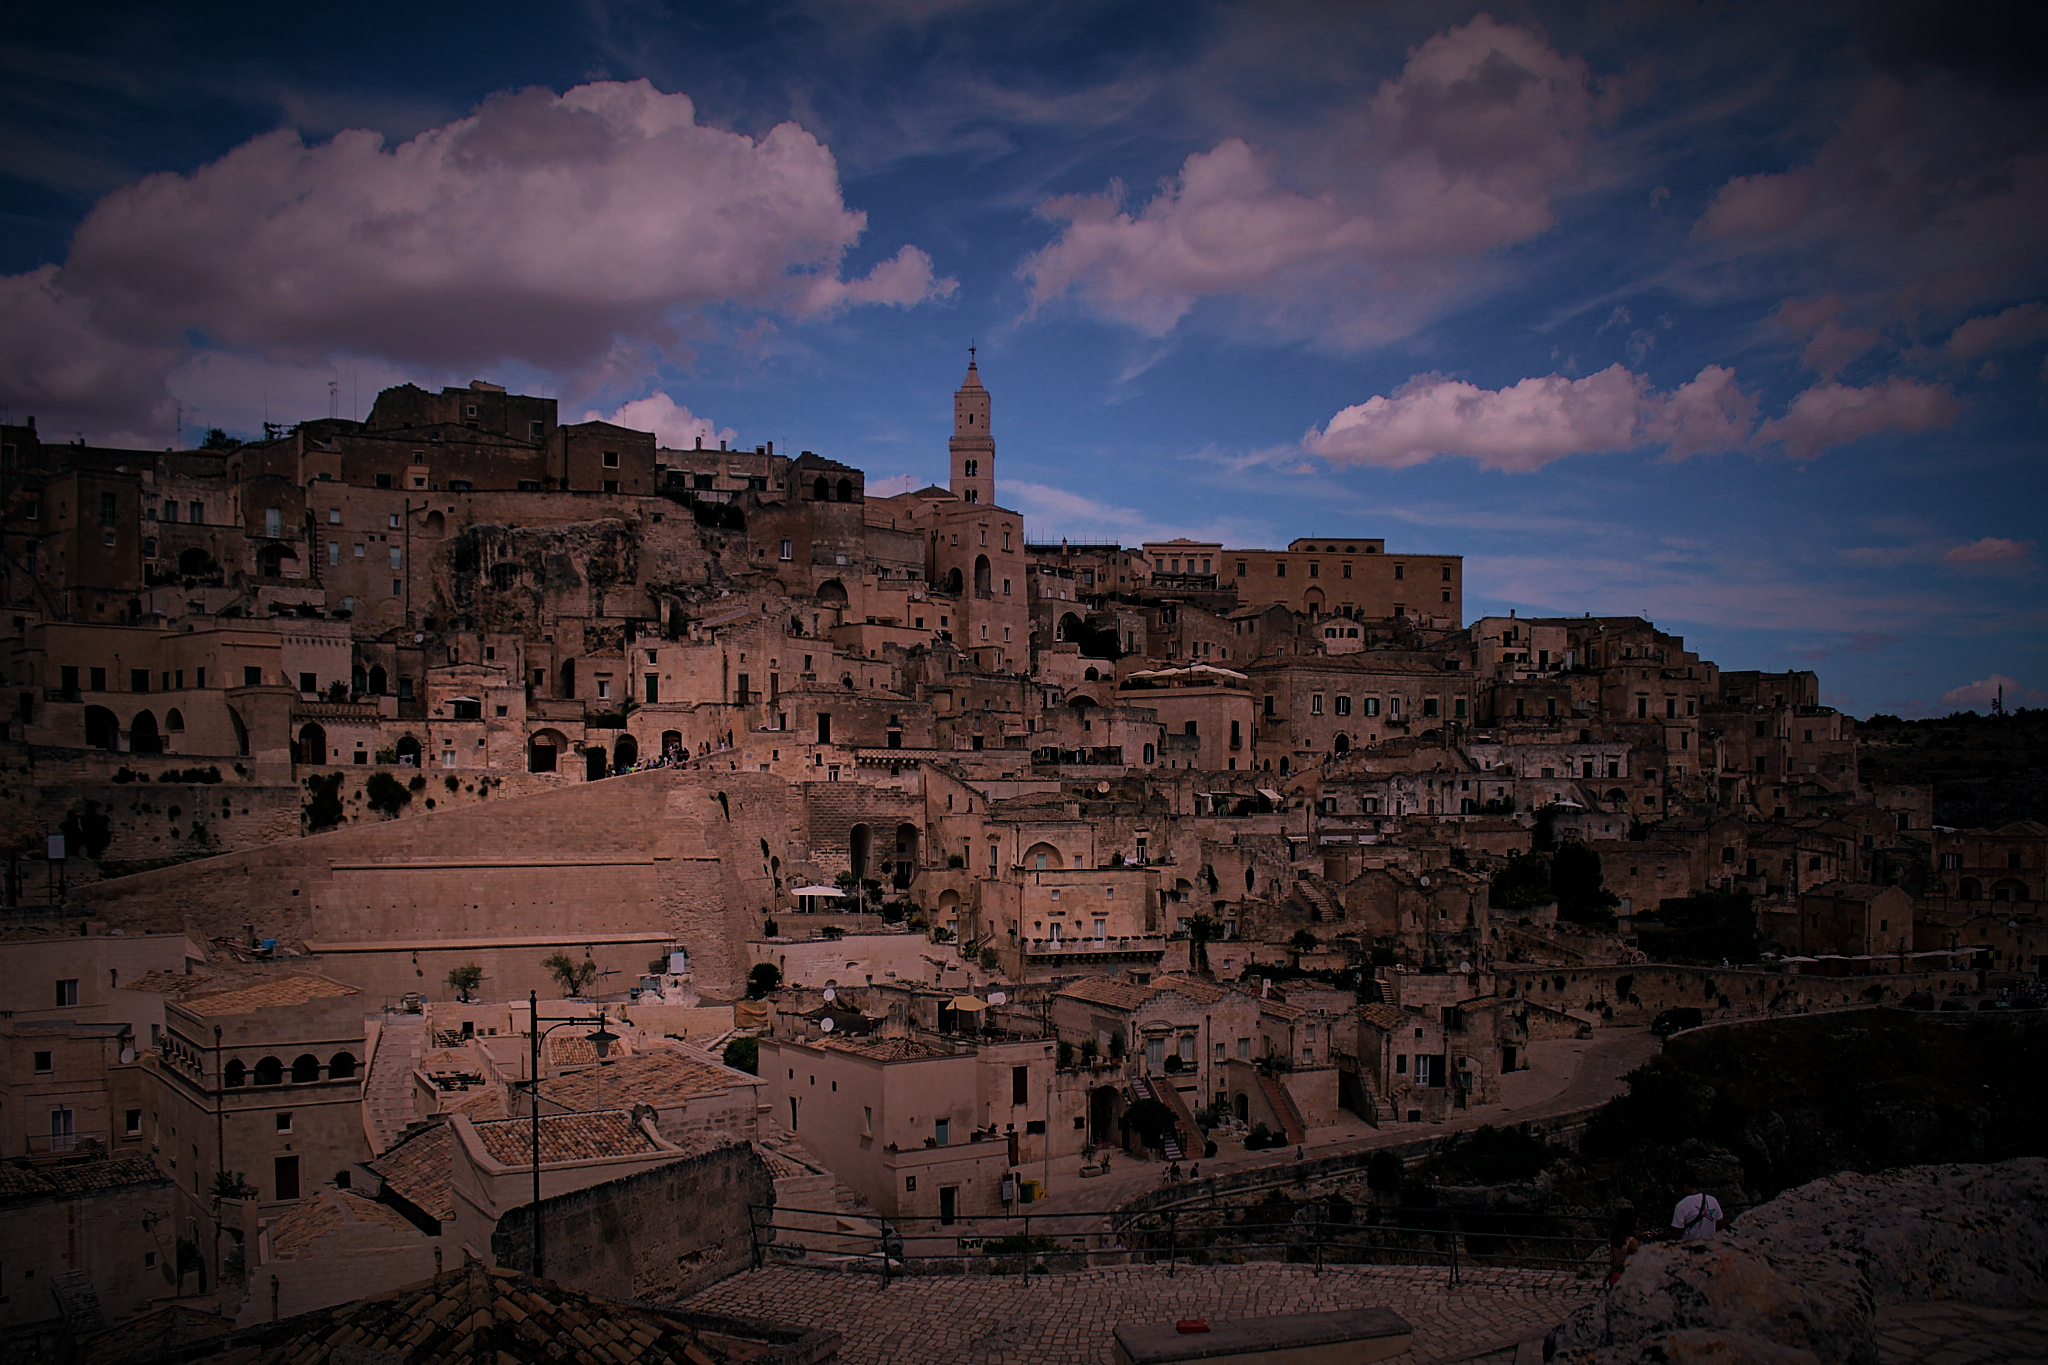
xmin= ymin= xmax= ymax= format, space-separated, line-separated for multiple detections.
xmin=525 ymin=989 xmax=619 ymax=1279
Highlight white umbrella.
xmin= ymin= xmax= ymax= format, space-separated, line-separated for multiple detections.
xmin=790 ymin=885 xmax=847 ymax=897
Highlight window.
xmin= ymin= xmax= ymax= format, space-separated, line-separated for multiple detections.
xmin=933 ymin=1118 xmax=949 ymax=1146
xmin=596 ymin=679 xmax=611 ymax=701
xmin=32 ymin=1050 xmax=52 ymax=1073
xmin=100 ymin=492 xmax=118 ymax=526
xmin=389 ymin=547 xmax=402 ymax=569
xmin=1310 ymin=694 xmax=1323 ymax=715
xmin=276 ymin=1112 xmax=293 ymax=1134
xmin=1393 ymin=563 xmax=1405 ymax=580
xmin=130 ymin=668 xmax=149 ymax=693
xmin=1276 ymin=562 xmax=1286 ymax=577
xmin=780 ymin=539 xmax=793 ymax=561
xmin=1309 ymin=562 xmax=1320 ymax=578
xmin=244 ymin=666 xmax=262 ymax=687
xmin=602 ymin=480 xmax=620 ymax=493
xmin=125 ymin=1108 xmax=142 ymax=1137
xmin=1363 ymin=697 xmax=1380 ymax=717
xmin=56 ymin=979 xmax=78 ymax=1007
xmin=263 ymin=507 xmax=281 ymax=537
xmin=602 ymin=451 xmax=620 ymax=468
xmin=1342 ymin=563 xmax=1352 ymax=578
xmin=274 ymin=1155 xmax=300 ymax=1201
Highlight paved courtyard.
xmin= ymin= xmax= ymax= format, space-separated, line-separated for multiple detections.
xmin=682 ymin=1262 xmax=1596 ymax=1364
xmin=1875 ymin=1303 xmax=2048 ymax=1365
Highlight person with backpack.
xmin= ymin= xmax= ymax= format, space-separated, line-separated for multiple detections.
xmin=1668 ymin=1178 xmax=1722 ymax=1241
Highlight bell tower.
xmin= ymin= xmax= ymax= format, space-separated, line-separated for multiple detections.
xmin=949 ymin=349 xmax=994 ymax=506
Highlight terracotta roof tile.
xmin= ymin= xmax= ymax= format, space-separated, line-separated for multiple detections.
xmin=814 ymin=1036 xmax=952 ymax=1061
xmin=0 ymin=1155 xmax=166 ymax=1200
xmin=538 ymin=1049 xmax=748 ymax=1113
xmin=180 ymin=975 xmax=359 ymax=1017
xmin=269 ymin=1189 xmax=423 ymax=1258
xmin=368 ymin=1124 xmax=454 ymax=1223
xmin=1358 ymin=1003 xmax=1409 ymax=1031
xmin=187 ymin=1261 xmax=768 ymax=1363
xmin=1055 ymin=978 xmax=1156 ymax=1011
xmin=121 ymin=970 xmax=225 ymax=996
xmin=472 ymin=1111 xmax=660 ymax=1167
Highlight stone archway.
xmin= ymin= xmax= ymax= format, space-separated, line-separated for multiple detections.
xmin=128 ymin=710 xmax=161 ymax=755
xmin=297 ymin=722 xmax=328 ymax=767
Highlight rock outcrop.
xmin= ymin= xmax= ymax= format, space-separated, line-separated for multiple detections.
xmin=1548 ymin=1158 xmax=2048 ymax=1365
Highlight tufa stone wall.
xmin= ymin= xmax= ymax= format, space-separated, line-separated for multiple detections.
xmin=489 ymin=1137 xmax=772 ymax=1303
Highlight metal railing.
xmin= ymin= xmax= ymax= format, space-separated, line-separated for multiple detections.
xmin=745 ymin=1197 xmax=1686 ymax=1290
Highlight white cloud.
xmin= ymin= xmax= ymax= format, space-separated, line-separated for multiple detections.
xmin=1755 ymin=376 xmax=1958 ymax=459
xmin=1940 ymin=537 xmax=2035 ymax=567
xmin=582 ymin=393 xmax=735 ymax=450
xmin=0 ymin=79 xmax=951 ymax=441
xmin=1947 ymin=303 xmax=2048 ymax=359
xmin=864 ymin=473 xmax=921 ymax=498
xmin=1022 ymin=16 xmax=1601 ymax=344
xmin=1304 ymin=363 xmax=1754 ymax=473
xmin=1939 ymin=673 xmax=2047 ymax=711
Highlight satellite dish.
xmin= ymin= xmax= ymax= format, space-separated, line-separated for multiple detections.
xmin=987 ymin=991 xmax=1006 ymax=1005
xmin=818 ymin=1016 xmax=835 ymax=1032
xmin=822 ymin=987 xmax=836 ymax=1001
xmin=1097 ymin=781 xmax=1110 ymax=793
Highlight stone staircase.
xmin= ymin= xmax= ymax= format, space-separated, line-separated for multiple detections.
xmin=1255 ymin=1069 xmax=1308 ymax=1146
xmin=363 ymin=1014 xmax=426 ymax=1155
xmin=1289 ymin=875 xmax=1346 ymax=925
xmin=1129 ymin=1078 xmax=1185 ymax=1161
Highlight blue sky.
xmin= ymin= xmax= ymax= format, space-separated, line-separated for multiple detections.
xmin=2 ymin=0 xmax=2043 ymax=718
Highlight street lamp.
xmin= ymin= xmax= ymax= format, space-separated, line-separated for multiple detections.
xmin=525 ymin=989 xmax=618 ymax=1279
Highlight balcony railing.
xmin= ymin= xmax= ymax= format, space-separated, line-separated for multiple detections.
xmin=26 ymin=1129 xmax=108 ymax=1155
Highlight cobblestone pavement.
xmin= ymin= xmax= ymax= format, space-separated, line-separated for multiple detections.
xmin=1876 ymin=1303 xmax=2048 ymax=1365
xmin=682 ymin=1263 xmax=1594 ymax=1364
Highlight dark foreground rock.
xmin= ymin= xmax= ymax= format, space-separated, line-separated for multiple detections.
xmin=1547 ymin=1157 xmax=2048 ymax=1365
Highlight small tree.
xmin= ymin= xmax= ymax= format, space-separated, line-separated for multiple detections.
xmin=542 ymin=951 xmax=598 ymax=998
xmin=746 ymin=963 xmax=782 ymax=998
xmin=722 ymin=1035 xmax=760 ymax=1074
xmin=1290 ymin=928 xmax=1321 ymax=953
xmin=446 ymin=964 xmax=483 ymax=1003
xmin=210 ymin=1170 xmax=258 ymax=1205
xmin=1187 ymin=914 xmax=1221 ymax=976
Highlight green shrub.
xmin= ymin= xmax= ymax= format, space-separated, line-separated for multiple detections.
xmin=722 ymin=1036 xmax=759 ymax=1074
xmin=364 ymin=771 xmax=412 ymax=817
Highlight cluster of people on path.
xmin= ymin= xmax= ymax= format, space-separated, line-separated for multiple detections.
xmin=610 ymin=734 xmax=737 ymax=775
xmin=1157 ymin=1161 xmax=1201 ymax=1185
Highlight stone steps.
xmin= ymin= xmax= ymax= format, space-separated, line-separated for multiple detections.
xmin=364 ymin=1015 xmax=426 ymax=1154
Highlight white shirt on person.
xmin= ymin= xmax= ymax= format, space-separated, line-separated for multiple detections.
xmin=1671 ymin=1191 xmax=1722 ymax=1240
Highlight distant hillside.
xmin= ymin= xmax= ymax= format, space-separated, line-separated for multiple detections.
xmin=1858 ymin=708 xmax=2048 ymax=827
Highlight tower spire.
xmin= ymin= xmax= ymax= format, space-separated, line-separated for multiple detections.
xmin=949 ymin=355 xmax=993 ymax=504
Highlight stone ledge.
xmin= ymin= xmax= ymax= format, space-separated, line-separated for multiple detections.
xmin=1115 ymin=1307 xmax=1414 ymax=1365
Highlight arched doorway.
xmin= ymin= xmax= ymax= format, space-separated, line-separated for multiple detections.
xmin=297 ymin=722 xmax=327 ymax=766
xmin=613 ymin=733 xmax=638 ymax=772
xmin=893 ymin=823 xmax=919 ymax=887
xmin=83 ymin=706 xmax=119 ymax=751
xmin=127 ymin=710 xmax=161 ymax=755
xmin=585 ymin=747 xmax=606 ymax=781
xmin=1057 ymin=612 xmax=1082 ymax=641
xmin=227 ymin=706 xmax=250 ymax=757
xmin=973 ymin=555 xmax=991 ymax=596
xmin=528 ymin=730 xmax=565 ymax=773
xmin=164 ymin=709 xmax=185 ymax=749
xmin=559 ymin=659 xmax=576 ymax=699
xmin=817 ymin=580 xmax=848 ymax=609
xmin=849 ymin=824 xmax=872 ymax=882
xmin=177 ymin=547 xmax=211 ymax=576
xmin=660 ymin=730 xmax=682 ymax=761
xmin=367 ymin=666 xmax=388 ymax=696
xmin=1235 ymin=1092 xmax=1250 ymax=1124
xmin=944 ymin=567 xmax=963 ymax=594
xmin=394 ymin=734 xmax=421 ymax=767
xmin=1333 ymin=733 xmax=1349 ymax=755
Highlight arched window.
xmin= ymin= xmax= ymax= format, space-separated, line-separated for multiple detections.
xmin=424 ymin=510 xmax=445 ymax=537
xmin=367 ymin=665 xmax=388 ymax=695
xmin=1025 ymin=841 xmax=1062 ymax=870
xmin=253 ymin=1056 xmax=284 ymax=1086
xmin=328 ymin=1051 xmax=357 ymax=1080
xmin=291 ymin=1054 xmax=321 ymax=1084
xmin=836 ymin=478 xmax=853 ymax=502
xmin=529 ymin=731 xmax=563 ymax=773
xmin=165 ymin=708 xmax=185 ymax=734
xmin=974 ymin=555 xmax=992 ymax=596
xmin=83 ymin=706 xmax=119 ymax=751
xmin=1142 ymin=743 xmax=1155 ymax=763
xmin=296 ymin=722 xmax=327 ymax=767
xmin=394 ymin=734 xmax=422 ymax=767
xmin=128 ymin=710 xmax=161 ymax=754
xmin=1083 ymin=667 xmax=1099 ymax=681
xmin=223 ymin=1059 xmax=247 ymax=1088
xmin=813 ymin=476 xmax=830 ymax=500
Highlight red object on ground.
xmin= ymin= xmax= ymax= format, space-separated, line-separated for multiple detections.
xmin=1176 ymin=1319 xmax=1210 ymax=1333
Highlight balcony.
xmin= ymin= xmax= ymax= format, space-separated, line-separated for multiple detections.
xmin=1022 ymin=934 xmax=1166 ymax=959
xmin=25 ymin=1129 xmax=108 ymax=1156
